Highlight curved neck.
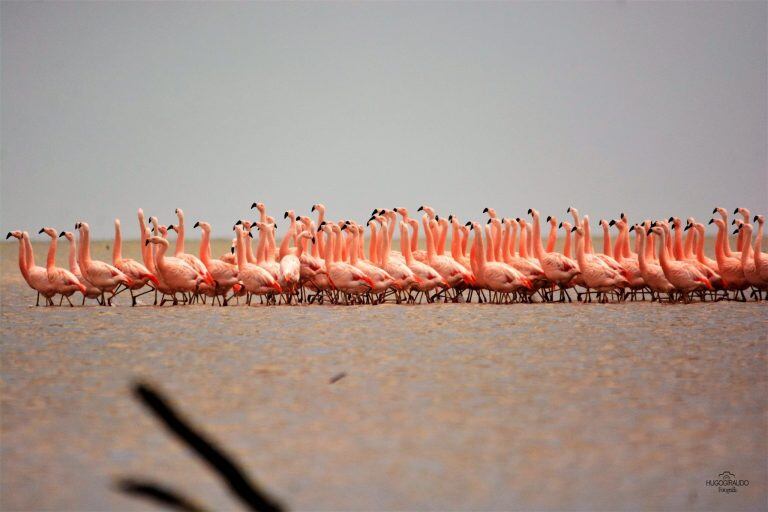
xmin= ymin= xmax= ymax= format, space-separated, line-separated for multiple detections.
xmin=562 ymin=228 xmax=572 ymax=258
xmin=423 ymin=217 xmax=436 ymax=260
xmin=46 ymin=235 xmax=57 ymax=271
xmin=437 ymin=220 xmax=448 ymax=255
xmin=335 ymin=230 xmax=343 ymax=263
xmin=657 ymin=231 xmax=671 ymax=271
xmin=67 ymin=238 xmax=80 ymax=274
xmin=684 ymin=226 xmax=695 ymax=259
xmin=601 ymin=225 xmax=613 ymax=257
xmin=637 ymin=233 xmax=648 ymax=272
xmin=255 ymin=228 xmax=267 ymax=264
xmin=575 ymin=232 xmax=586 ymax=268
xmin=80 ymin=228 xmax=92 ymax=265
xmin=740 ymin=228 xmax=753 ymax=265
xmin=755 ymin=222 xmax=764 ymax=257
xmin=113 ymin=222 xmax=122 ymax=263
xmin=473 ymin=227 xmax=485 ymax=272
xmin=531 ymin=214 xmax=547 ymax=260
xmin=721 ymin=214 xmax=734 ymax=257
xmin=200 ymin=229 xmax=212 ymax=265
xmin=401 ymin=224 xmax=413 ymax=264
xmin=175 ymin=215 xmax=185 ymax=256
xmin=501 ymin=222 xmax=511 ymax=262
xmin=235 ymin=230 xmax=247 ymax=270
xmin=16 ymin=238 xmax=30 ymax=280
xmin=545 ymin=221 xmax=557 ymax=252
xmin=484 ymin=225 xmax=495 ymax=262
xmin=583 ymin=218 xmax=595 ymax=253
xmin=410 ymin=222 xmax=419 ymax=252
xmin=714 ymin=223 xmax=727 ymax=265
xmin=673 ymin=226 xmax=684 ymax=259
xmin=519 ymin=223 xmax=529 ymax=258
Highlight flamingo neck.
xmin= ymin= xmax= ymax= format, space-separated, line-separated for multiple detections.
xmin=473 ymin=227 xmax=486 ymax=272
xmin=423 ymin=217 xmax=436 ymax=261
xmin=46 ymin=235 xmax=57 ymax=271
xmin=673 ymin=226 xmax=684 ymax=260
xmin=67 ymin=238 xmax=80 ymax=275
xmin=401 ymin=224 xmax=413 ymax=265
xmin=531 ymin=214 xmax=547 ymax=260
xmin=410 ymin=222 xmax=419 ymax=252
xmin=113 ymin=222 xmax=122 ymax=264
xmin=754 ymin=222 xmax=764 ymax=258
xmin=235 ymin=230 xmax=247 ymax=271
xmin=684 ymin=226 xmax=695 ymax=259
xmin=501 ymin=223 xmax=511 ymax=262
xmin=740 ymin=228 xmax=753 ymax=266
xmin=16 ymin=238 xmax=29 ymax=280
xmin=484 ymin=225 xmax=495 ymax=262
xmin=200 ymin=229 xmax=212 ymax=266
xmin=602 ymin=225 xmax=613 ymax=258
xmin=583 ymin=218 xmax=595 ymax=253
xmin=637 ymin=232 xmax=648 ymax=273
xmin=562 ymin=228 xmax=571 ymax=259
xmin=245 ymin=229 xmax=257 ymax=263
xmin=368 ymin=224 xmax=377 ymax=263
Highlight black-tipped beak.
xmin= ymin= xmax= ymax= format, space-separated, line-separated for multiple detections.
xmin=684 ymin=224 xmax=691 ymax=231
xmin=341 ymin=224 xmax=347 ymax=231
xmin=235 ymin=220 xmax=242 ymax=225
xmin=733 ymin=208 xmax=739 ymax=214
xmin=283 ymin=212 xmax=289 ymax=219
xmin=620 ymin=212 xmax=625 ymax=219
xmin=464 ymin=221 xmax=471 ymax=227
xmin=731 ymin=219 xmax=736 ymax=225
xmin=372 ymin=208 xmax=378 ymax=215
xmin=230 ymin=246 xmax=235 ymax=254
xmin=248 ymin=232 xmax=253 ymax=238
xmin=708 ymin=219 xmax=714 ymax=225
xmin=58 ymin=231 xmax=65 ymax=237
xmin=193 ymin=221 xmax=200 ymax=228
xmin=754 ymin=215 xmax=758 ymax=222
xmin=486 ymin=219 xmax=491 ymax=224
xmin=311 ymin=205 xmax=316 ymax=212
xmin=482 ymin=207 xmax=488 ymax=213
xmin=546 ymin=215 xmax=551 ymax=222
xmin=317 ymin=226 xmax=323 ymax=232
xmin=712 ymin=208 xmax=717 ymax=214
xmin=417 ymin=206 xmax=424 ymax=212
xmin=435 ymin=214 xmax=440 ymax=221
xmin=393 ymin=208 xmax=398 ymax=213
xmin=527 ymin=208 xmax=532 ymax=215
xmin=320 ymin=221 xmax=326 ymax=227
xmin=311 ymin=236 xmax=316 ymax=244
xmin=168 ymin=224 xmax=175 ymax=231
xmin=609 ymin=219 xmax=616 ymax=226
xmin=650 ymin=221 xmax=657 ymax=227
xmin=75 ymin=223 xmax=81 ymax=229
xmin=448 ymin=214 xmax=453 ymax=222
xmin=251 ymin=202 xmax=257 ymax=209
xmin=5 ymin=232 xmax=11 ymax=239
xmin=344 ymin=220 xmax=350 ymax=225
xmin=38 ymin=228 xmax=44 ymax=234
xmin=144 ymin=239 xmax=150 ymax=246
xmin=515 ymin=217 xmax=520 ymax=222
xmin=558 ymin=222 xmax=562 ymax=228
xmin=732 ymin=228 xmax=740 ymax=234
xmin=667 ymin=216 xmax=673 ymax=222
xmin=567 ymin=207 xmax=571 ymax=213
xmin=571 ymin=226 xmax=577 ymax=232
xmin=629 ymin=225 xmax=635 ymax=232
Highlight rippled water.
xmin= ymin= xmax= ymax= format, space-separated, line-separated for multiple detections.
xmin=1 ymin=241 xmax=766 ymax=510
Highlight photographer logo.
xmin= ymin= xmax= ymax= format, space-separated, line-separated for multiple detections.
xmin=705 ymin=471 xmax=749 ymax=494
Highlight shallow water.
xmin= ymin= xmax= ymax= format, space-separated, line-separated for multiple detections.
xmin=1 ymin=241 xmax=766 ymax=510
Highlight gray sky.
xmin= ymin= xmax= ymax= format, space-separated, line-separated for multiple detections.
xmin=2 ymin=1 xmax=766 ymax=239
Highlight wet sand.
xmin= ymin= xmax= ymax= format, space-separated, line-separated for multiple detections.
xmin=1 ymin=241 xmax=766 ymax=510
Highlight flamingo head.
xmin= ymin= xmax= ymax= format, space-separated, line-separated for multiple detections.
xmin=6 ymin=230 xmax=22 ymax=240
xmin=38 ymin=227 xmax=57 ymax=238
xmin=527 ymin=208 xmax=539 ymax=218
xmin=393 ymin=207 xmax=408 ymax=218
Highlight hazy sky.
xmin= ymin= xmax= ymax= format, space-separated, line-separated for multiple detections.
xmin=2 ymin=1 xmax=766 ymax=239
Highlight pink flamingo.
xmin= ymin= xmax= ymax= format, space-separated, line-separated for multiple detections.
xmin=59 ymin=231 xmax=102 ymax=304
xmin=649 ymin=225 xmax=711 ymax=302
xmin=6 ymin=231 xmax=55 ymax=305
xmin=736 ymin=222 xmax=767 ymax=295
xmin=709 ymin=218 xmax=748 ymax=297
xmin=423 ymin=215 xmax=472 ymax=287
xmin=573 ymin=225 xmax=629 ymax=302
xmin=633 ymin=224 xmax=674 ymax=300
xmin=400 ymin=221 xmax=443 ymax=299
xmin=113 ymin=219 xmax=159 ymax=305
xmin=38 ymin=227 xmax=86 ymax=305
xmin=234 ymin=226 xmax=282 ymax=303
xmin=346 ymin=224 xmax=394 ymax=297
xmin=320 ymin=223 xmax=374 ymax=301
xmin=528 ymin=209 xmax=579 ymax=300
xmin=169 ymin=208 xmax=214 ymax=287
xmin=146 ymin=236 xmax=206 ymax=297
xmin=194 ymin=221 xmax=242 ymax=304
xmin=469 ymin=221 xmax=532 ymax=300
xmin=76 ymin=222 xmax=131 ymax=305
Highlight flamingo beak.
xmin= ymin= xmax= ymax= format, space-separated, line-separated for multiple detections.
xmin=38 ymin=228 xmax=44 ymax=234
xmin=732 ymin=228 xmax=740 ymax=234
xmin=571 ymin=226 xmax=577 ymax=232
xmin=684 ymin=224 xmax=690 ymax=231
xmin=417 ymin=206 xmax=424 ymax=212
xmin=712 ymin=208 xmax=718 ymax=214
xmin=283 ymin=212 xmax=289 ymax=219
xmin=251 ymin=202 xmax=257 ymax=209
xmin=59 ymin=231 xmax=65 ymax=237
xmin=311 ymin=205 xmax=316 ymax=212
xmin=546 ymin=215 xmax=551 ymax=222
xmin=629 ymin=225 xmax=635 ymax=232
xmin=558 ymin=222 xmax=562 ymax=228
xmin=145 ymin=239 xmax=150 ymax=246
xmin=708 ymin=219 xmax=714 ymax=225
xmin=230 ymin=246 xmax=235 ymax=254
xmin=193 ymin=222 xmax=200 ymax=228
xmin=482 ymin=207 xmax=488 ymax=213
xmin=567 ymin=207 xmax=571 ymax=213
xmin=527 ymin=208 xmax=532 ymax=214
xmin=733 ymin=208 xmax=739 ymax=214
xmin=5 ymin=232 xmax=11 ymax=239
xmin=754 ymin=215 xmax=758 ymax=222
xmin=609 ymin=219 xmax=616 ymax=226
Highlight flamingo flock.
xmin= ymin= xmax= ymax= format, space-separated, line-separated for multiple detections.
xmin=6 ymin=204 xmax=767 ymax=306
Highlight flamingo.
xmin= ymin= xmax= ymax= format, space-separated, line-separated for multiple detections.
xmin=400 ymin=221 xmax=443 ymax=299
xmin=194 ymin=221 xmax=241 ymax=304
xmin=169 ymin=208 xmax=214 ymax=287
xmin=709 ymin=218 xmax=748 ymax=297
xmin=113 ymin=219 xmax=159 ymax=305
xmin=59 ymin=231 xmax=103 ymax=304
xmin=528 ymin=209 xmax=579 ymax=300
xmin=753 ymin=215 xmax=768 ymax=287
xmin=6 ymin=231 xmax=54 ymax=305
xmin=38 ymin=227 xmax=86 ymax=305
xmin=649 ymin=225 xmax=711 ymax=302
xmin=573 ymin=225 xmax=629 ymax=302
xmin=469 ymin=221 xmax=532 ymax=300
xmin=146 ymin=236 xmax=206 ymax=296
xmin=233 ymin=226 xmax=282 ymax=303
xmin=76 ymin=222 xmax=131 ymax=305
xmin=423 ymin=216 xmax=472 ymax=288
xmin=633 ymin=224 xmax=674 ymax=300
xmin=736 ymin=222 xmax=767 ymax=296
xmin=320 ymin=223 xmax=374 ymax=301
